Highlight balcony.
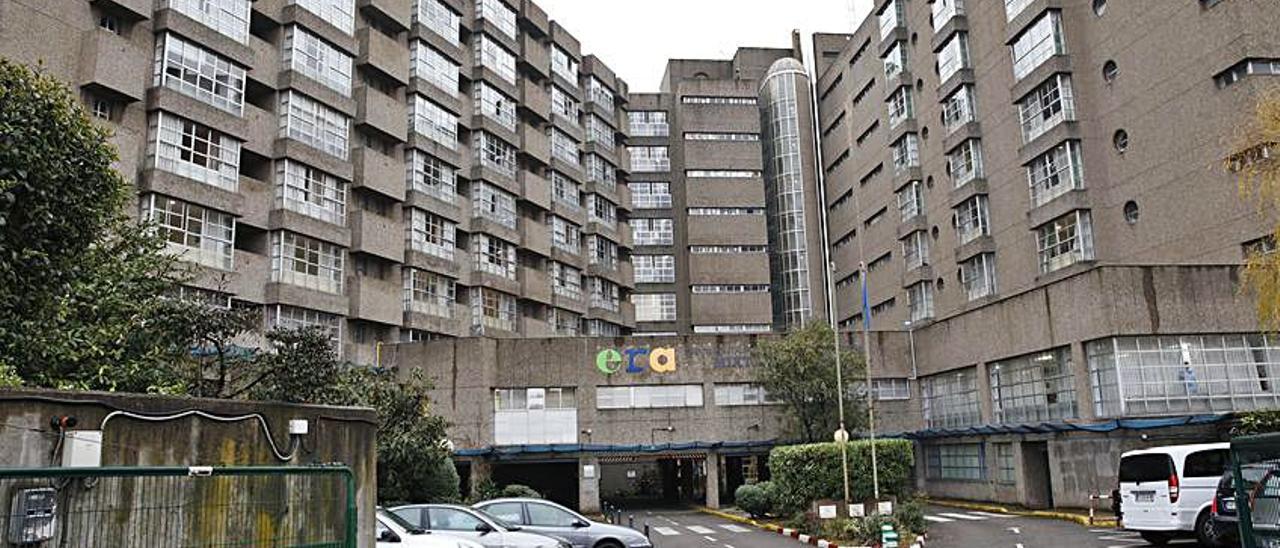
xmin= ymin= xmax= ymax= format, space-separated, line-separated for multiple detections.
xmin=243 ymin=103 xmax=278 ymax=159
xmin=229 ymin=250 xmax=269 ymax=304
xmin=248 ymin=35 xmax=281 ymax=89
xmin=91 ymin=0 xmax=151 ymax=20
xmin=519 ymin=170 xmax=551 ymax=210
xmin=78 ymin=30 xmax=147 ymax=102
xmin=348 ymin=275 xmax=402 ymax=325
xmin=350 ymin=210 xmax=404 ymax=262
xmin=239 ymin=175 xmax=272 ymax=230
xmin=404 ymin=304 xmax=469 ymax=338
xmin=520 ymin=34 xmax=551 ymax=79
xmin=520 ymin=267 xmax=553 ymax=304
xmin=520 ymin=316 xmax=554 ymax=338
xmin=357 ymin=27 xmax=409 ymax=85
xmin=359 ymin=0 xmax=411 ymax=33
xmin=521 ymin=222 xmax=552 ymax=257
xmin=520 ymin=78 xmax=551 ymax=122
xmin=520 ymin=123 xmax=551 ymax=166
xmin=356 ymin=85 xmax=408 ymax=142
xmin=353 ymin=146 xmax=406 ymax=200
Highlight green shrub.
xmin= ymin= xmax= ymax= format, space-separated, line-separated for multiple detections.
xmin=735 ymin=483 xmax=772 ymax=518
xmin=820 ymin=516 xmax=888 ymax=544
xmin=499 ymin=484 xmax=542 ymax=499
xmin=768 ymin=440 xmax=914 ymax=514
xmin=894 ymin=499 xmax=926 ymax=535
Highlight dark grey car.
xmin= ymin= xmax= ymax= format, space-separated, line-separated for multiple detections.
xmin=474 ymin=498 xmax=652 ymax=548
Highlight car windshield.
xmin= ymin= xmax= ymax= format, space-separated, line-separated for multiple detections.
xmin=379 ymin=509 xmax=426 ymax=534
xmin=474 ymin=507 xmax=520 ymax=531
xmin=1221 ymin=466 xmax=1271 ymax=488
xmin=1119 ymin=454 xmax=1173 ymax=483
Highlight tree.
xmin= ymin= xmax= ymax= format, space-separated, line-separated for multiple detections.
xmin=755 ymin=322 xmax=866 ymax=443
xmin=1235 ymin=88 xmax=1280 ymax=330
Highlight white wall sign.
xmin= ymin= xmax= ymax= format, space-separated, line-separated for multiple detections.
xmin=583 ymin=464 xmax=597 ymax=479
xmin=848 ymin=503 xmax=865 ymax=517
xmin=878 ymin=501 xmax=894 ymax=515
xmin=818 ymin=505 xmax=838 ymax=519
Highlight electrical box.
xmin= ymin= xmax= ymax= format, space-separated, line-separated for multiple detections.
xmin=61 ymin=430 xmax=103 ymax=467
xmin=7 ymin=488 xmax=56 ymax=544
xmin=288 ymin=419 xmax=309 ymax=436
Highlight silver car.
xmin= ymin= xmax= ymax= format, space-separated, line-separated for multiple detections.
xmin=390 ymin=503 xmax=570 ymax=548
xmin=474 ymin=499 xmax=653 ymax=548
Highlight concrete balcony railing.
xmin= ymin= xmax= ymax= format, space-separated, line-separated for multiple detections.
xmin=230 ymin=250 xmax=269 ymax=304
xmin=357 ymin=27 xmax=409 ymax=85
xmin=243 ymin=103 xmax=278 ymax=158
xmin=353 ymin=146 xmax=406 ymax=200
xmin=348 ymin=275 xmax=402 ymax=326
xmin=519 ymin=170 xmax=551 ymax=210
xmin=519 ymin=267 xmax=553 ymax=305
xmin=350 ymin=209 xmax=404 ymax=263
xmin=405 ymin=303 xmax=470 ymax=338
xmin=248 ymin=35 xmax=280 ymax=89
xmin=520 ymin=33 xmax=550 ymax=78
xmin=519 ymin=78 xmax=551 ymax=122
xmin=91 ymin=0 xmax=151 ymax=20
xmin=238 ymin=174 xmax=272 ymax=230
xmin=359 ymin=0 xmax=411 ymax=32
xmin=355 ymin=85 xmax=408 ymax=142
xmin=521 ymin=222 xmax=553 ymax=257
xmin=520 ymin=316 xmax=554 ymax=338
xmin=78 ymin=29 xmax=147 ymax=103
xmin=519 ymin=123 xmax=551 ymax=165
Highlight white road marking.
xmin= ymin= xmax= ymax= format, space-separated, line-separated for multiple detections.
xmin=688 ymin=525 xmax=716 ymax=534
xmin=653 ymin=526 xmax=680 ymax=536
xmin=703 ymin=535 xmax=717 ymax=541
xmin=1016 ymin=544 xmax=1025 ymax=548
xmin=924 ymin=515 xmax=955 ymax=523
xmin=938 ymin=512 xmax=989 ymax=521
xmin=969 ymin=511 xmax=1014 ymax=518
xmin=1008 ymin=527 xmax=1021 ymax=534
xmin=719 ymin=524 xmax=751 ymax=533
xmin=724 ymin=545 xmax=736 ymax=548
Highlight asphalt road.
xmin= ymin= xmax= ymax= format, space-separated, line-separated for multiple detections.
xmin=636 ymin=509 xmax=810 ymax=548
xmin=921 ymin=505 xmax=1212 ymax=548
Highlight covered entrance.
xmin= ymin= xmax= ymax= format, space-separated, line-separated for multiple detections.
xmin=599 ymin=453 xmax=708 ymax=508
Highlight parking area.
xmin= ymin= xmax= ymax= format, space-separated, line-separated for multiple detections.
xmin=922 ymin=505 xmax=1214 ymax=548
xmin=637 ymin=509 xmax=809 ymax=548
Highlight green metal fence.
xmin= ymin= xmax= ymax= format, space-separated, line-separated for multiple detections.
xmin=1232 ymin=433 xmax=1280 ymax=548
xmin=0 ymin=465 xmax=356 ymax=548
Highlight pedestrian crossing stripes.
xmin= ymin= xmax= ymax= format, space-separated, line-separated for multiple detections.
xmin=719 ymin=524 xmax=752 ymax=533
xmin=924 ymin=511 xmax=1015 ymax=523
xmin=652 ymin=526 xmax=680 ymax=536
xmin=648 ymin=523 xmax=761 ymax=537
xmin=687 ymin=525 xmax=716 ymax=534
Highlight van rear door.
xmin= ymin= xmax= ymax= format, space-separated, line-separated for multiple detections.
xmin=1121 ymin=453 xmax=1176 ymax=530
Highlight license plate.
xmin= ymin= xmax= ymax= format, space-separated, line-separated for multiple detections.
xmin=1136 ymin=492 xmax=1155 ymax=502
xmin=1226 ymin=500 xmax=1237 ymax=512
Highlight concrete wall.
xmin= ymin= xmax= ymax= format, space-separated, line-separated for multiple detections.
xmin=0 ymin=388 xmax=378 ymax=547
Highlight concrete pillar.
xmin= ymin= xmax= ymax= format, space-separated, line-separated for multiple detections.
xmin=975 ymin=361 xmax=994 ymax=424
xmin=1069 ymin=341 xmax=1096 ymax=419
xmin=469 ymin=457 xmax=492 ymax=498
xmin=579 ymin=455 xmax=601 ymax=514
xmin=705 ymin=451 xmax=721 ymax=509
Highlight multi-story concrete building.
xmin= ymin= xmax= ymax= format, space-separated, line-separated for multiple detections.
xmin=625 ymin=35 xmax=828 ymax=336
xmin=813 ymin=0 xmax=1280 ymax=507
xmin=0 ymin=0 xmax=636 ymax=362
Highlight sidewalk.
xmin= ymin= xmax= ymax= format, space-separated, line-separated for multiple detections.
xmin=927 ymin=498 xmax=1119 ymax=527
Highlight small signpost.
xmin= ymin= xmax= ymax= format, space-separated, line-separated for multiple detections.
xmin=881 ymin=523 xmax=899 ymax=548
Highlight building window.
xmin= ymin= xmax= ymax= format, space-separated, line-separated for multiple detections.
xmin=908 ymin=281 xmax=934 ymax=322
xmin=685 ymin=132 xmax=760 ymax=142
xmin=1018 ymin=74 xmax=1076 ymax=143
xmin=686 ymin=170 xmax=761 ymax=179
xmin=1011 ymin=11 xmax=1066 ymax=81
xmin=714 ymin=384 xmax=780 ymax=406
xmin=551 ymin=308 xmax=581 ymax=335
xmin=691 ymin=284 xmax=769 ymax=294
xmin=632 ymin=218 xmax=674 ymax=246
xmin=887 ymin=86 xmax=914 ymax=129
xmin=926 ymin=443 xmax=985 ymax=480
xmin=474 ymin=82 xmax=516 ymax=131
xmin=473 ymin=34 xmax=516 ymax=84
xmin=628 ymin=111 xmax=669 ymax=136
xmin=551 ymin=128 xmax=581 ymax=165
xmin=597 ymin=385 xmax=703 ymax=409
xmin=1036 ymin=210 xmax=1094 ymax=273
xmin=947 ymin=139 xmax=984 ymax=187
xmin=472 ymin=182 xmax=517 ymax=229
xmin=588 ymin=236 xmax=618 ymax=270
xmin=996 ymin=444 xmax=1016 ymax=483
xmin=89 ymin=97 xmax=116 ymax=120
xmin=873 ymin=378 xmax=912 ymax=401
xmin=98 ymin=14 xmax=121 ymax=34
xmin=589 ymin=277 xmax=620 ymax=311
xmin=154 ymin=33 xmax=246 ymax=115
xmin=150 ymin=112 xmax=242 ymax=192
xmin=941 ymin=85 xmax=977 ymax=133
xmin=633 ymin=255 xmax=675 ymax=283
xmin=406 ymin=208 xmax=456 ymax=259
xmin=476 ymin=0 xmax=516 ymax=40
xmin=411 ymin=94 xmax=458 ymax=149
xmin=281 ymin=91 xmax=350 ymax=160
xmin=1102 ymin=60 xmax=1120 ymax=83
xmin=960 ymin=253 xmax=997 ymax=301
xmin=892 ymin=133 xmax=920 ymax=173
xmin=404 ymin=268 xmax=455 ymax=318
xmin=883 ymin=41 xmax=907 ymax=80
xmin=690 ymin=245 xmax=767 ymax=254
xmin=292 ymin=0 xmax=354 ymax=34
xmin=693 ymin=325 xmax=772 ymax=334
xmin=165 ymin=0 xmax=250 ymax=43
xmin=633 ymin=293 xmax=677 ymax=322
xmin=922 ymin=368 xmax=982 ymax=429
xmin=271 ymin=231 xmax=344 ymax=294
xmin=681 ymin=96 xmax=756 ymax=105
xmin=931 ymin=0 xmax=965 ymax=27
xmin=955 ymin=195 xmax=990 ymax=244
xmin=552 ymin=172 xmax=581 ymax=209
xmin=551 ymin=262 xmax=583 ymax=300
xmin=1215 ymin=58 xmax=1280 ymax=88
xmin=1113 ymin=129 xmax=1130 ymax=153
xmin=991 ymin=347 xmax=1078 ymax=424
xmin=285 ymin=25 xmax=353 ymax=96
xmin=584 ymin=320 xmax=621 ymax=337
xmin=878 ymin=0 xmax=904 ymax=39
xmin=144 ymin=194 xmax=235 ymax=270
xmin=586 ymin=116 xmax=615 ymax=150
xmin=630 ymin=182 xmax=672 ymax=209
xmin=473 ymin=288 xmax=517 ymax=332
xmin=412 ymin=41 xmax=459 ymax=95
xmin=1004 ymin=0 xmax=1035 ymax=21
xmin=474 ymin=131 xmax=516 ymax=177
xmin=407 ymin=149 xmax=457 ymax=203
xmin=276 ymin=160 xmax=346 ymax=225
xmin=551 ymin=85 xmax=580 ymax=122
xmin=589 ymin=195 xmax=617 ymax=225
xmin=903 ymin=230 xmax=930 ymax=271
xmin=938 ymin=32 xmax=970 ymax=83
xmin=589 ymin=77 xmax=614 ymax=112
xmin=630 ymin=146 xmax=670 ymax=172
xmin=266 ymin=305 xmax=341 ymax=350
xmin=897 ymin=180 xmax=923 ymax=221
xmin=551 ymin=46 xmax=579 ymax=85
xmin=1089 ymin=334 xmax=1280 ymax=418
xmin=551 ymin=216 xmax=582 ymax=254
xmin=688 ymin=207 xmax=764 ymax=216
xmin=471 ymin=233 xmax=517 ymax=279
xmin=1027 ymin=140 xmax=1085 ymax=208
xmin=415 ymin=0 xmax=459 ymax=45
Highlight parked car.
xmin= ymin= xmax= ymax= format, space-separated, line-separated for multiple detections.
xmin=474 ymin=498 xmax=653 ymax=548
xmin=390 ymin=503 xmax=571 ymax=548
xmin=1211 ymin=464 xmax=1270 ymax=546
xmin=376 ymin=508 xmax=485 ymax=548
xmin=1119 ymin=442 xmax=1231 ymax=546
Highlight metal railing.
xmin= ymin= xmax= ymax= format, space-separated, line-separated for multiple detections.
xmin=1233 ymin=433 xmax=1280 ymax=548
xmin=0 ymin=465 xmax=356 ymax=548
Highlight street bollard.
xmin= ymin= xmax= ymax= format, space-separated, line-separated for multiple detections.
xmin=628 ymin=515 xmax=634 ymax=529
xmin=644 ymin=523 xmax=650 ymax=538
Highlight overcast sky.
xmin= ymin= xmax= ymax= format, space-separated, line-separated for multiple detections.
xmin=533 ymin=0 xmax=876 ymax=92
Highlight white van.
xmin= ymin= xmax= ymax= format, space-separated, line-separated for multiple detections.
xmin=1119 ymin=442 xmax=1231 ymax=546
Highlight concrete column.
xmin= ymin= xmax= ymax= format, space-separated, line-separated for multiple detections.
xmin=975 ymin=362 xmax=994 ymax=424
xmin=469 ymin=457 xmax=492 ymax=498
xmin=705 ymin=450 xmax=721 ymax=509
xmin=1069 ymin=341 xmax=1096 ymax=419
xmin=579 ymin=455 xmax=601 ymax=514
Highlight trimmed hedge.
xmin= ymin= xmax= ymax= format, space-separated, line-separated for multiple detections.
xmin=768 ymin=440 xmax=914 ymax=513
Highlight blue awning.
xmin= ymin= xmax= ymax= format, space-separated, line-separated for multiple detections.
xmin=904 ymin=413 xmax=1232 ymax=440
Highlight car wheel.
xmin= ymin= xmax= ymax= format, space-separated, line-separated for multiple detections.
xmin=594 ymin=541 xmax=623 ymax=548
xmin=1139 ymin=531 xmax=1173 ymax=546
xmin=1196 ymin=510 xmax=1223 ymax=547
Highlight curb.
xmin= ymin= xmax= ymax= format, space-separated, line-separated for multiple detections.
xmin=695 ymin=507 xmax=926 ymax=548
xmin=926 ymin=499 xmax=1119 ymax=528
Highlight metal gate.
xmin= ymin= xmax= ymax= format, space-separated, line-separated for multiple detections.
xmin=0 ymin=465 xmax=356 ymax=548
xmin=1232 ymin=433 xmax=1280 ymax=548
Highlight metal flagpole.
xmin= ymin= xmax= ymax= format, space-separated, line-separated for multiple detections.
xmin=830 ymin=261 xmax=852 ymax=507
xmin=848 ymin=151 xmax=881 ymax=502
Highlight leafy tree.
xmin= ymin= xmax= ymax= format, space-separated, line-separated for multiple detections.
xmin=1235 ymin=88 xmax=1280 ymax=329
xmin=755 ymin=322 xmax=865 ymax=443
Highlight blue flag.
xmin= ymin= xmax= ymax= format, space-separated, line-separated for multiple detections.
xmin=861 ymin=272 xmax=872 ymax=331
